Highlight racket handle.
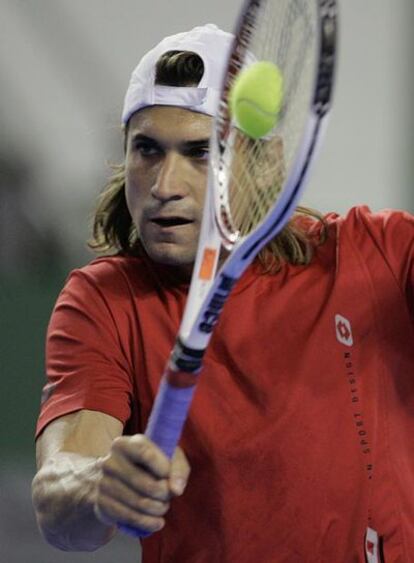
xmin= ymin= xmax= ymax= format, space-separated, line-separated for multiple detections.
xmin=145 ymin=374 xmax=196 ymax=459
xmin=120 ymin=371 xmax=196 ymax=538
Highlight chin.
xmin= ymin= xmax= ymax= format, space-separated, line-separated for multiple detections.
xmin=143 ymin=242 xmax=196 ymax=269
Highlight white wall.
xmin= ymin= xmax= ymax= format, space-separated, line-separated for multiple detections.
xmin=0 ymin=0 xmax=413 ymax=264
xmin=307 ymin=0 xmax=414 ymax=213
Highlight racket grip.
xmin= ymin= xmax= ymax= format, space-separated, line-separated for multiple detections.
xmin=144 ymin=374 xmax=196 ymax=459
xmin=120 ymin=378 xmax=195 ymax=539
xmin=120 ymin=372 xmax=197 ymax=538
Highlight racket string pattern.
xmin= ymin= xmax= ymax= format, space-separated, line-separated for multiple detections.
xmin=215 ymin=0 xmax=319 ymax=247
xmin=226 ymin=135 xmax=285 ymax=238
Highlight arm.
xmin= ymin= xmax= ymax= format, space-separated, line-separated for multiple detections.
xmin=32 ymin=409 xmax=190 ymax=552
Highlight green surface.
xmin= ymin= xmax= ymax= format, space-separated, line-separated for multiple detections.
xmin=0 ymin=271 xmax=66 ymax=458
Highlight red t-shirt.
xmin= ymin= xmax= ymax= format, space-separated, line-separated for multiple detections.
xmin=36 ymin=206 xmax=414 ymax=562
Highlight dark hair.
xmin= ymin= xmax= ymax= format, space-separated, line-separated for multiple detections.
xmin=88 ymin=51 xmax=327 ymax=272
xmin=155 ymin=50 xmax=204 ymax=86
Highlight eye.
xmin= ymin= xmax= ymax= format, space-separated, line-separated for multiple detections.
xmin=187 ymin=146 xmax=210 ymax=161
xmin=133 ymin=140 xmax=161 ymax=157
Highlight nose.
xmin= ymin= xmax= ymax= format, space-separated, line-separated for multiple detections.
xmin=151 ymin=151 xmax=189 ymax=202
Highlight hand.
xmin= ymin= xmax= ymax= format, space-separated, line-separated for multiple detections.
xmin=94 ymin=435 xmax=190 ymax=537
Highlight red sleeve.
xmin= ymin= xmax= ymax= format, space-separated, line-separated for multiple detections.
xmin=36 ymin=269 xmax=133 ymax=438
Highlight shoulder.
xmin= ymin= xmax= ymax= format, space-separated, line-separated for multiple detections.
xmin=53 ymin=255 xmax=154 ymax=314
xmin=74 ymin=254 xmax=144 ymax=282
xmin=61 ymin=253 xmax=186 ymax=306
xmin=65 ymin=254 xmax=149 ymax=294
xmin=49 ymin=255 xmax=154 ymax=340
xmin=323 ymin=205 xmax=414 ymax=279
xmin=323 ymin=205 xmax=414 ymax=236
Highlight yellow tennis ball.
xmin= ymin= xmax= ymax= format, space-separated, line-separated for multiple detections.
xmin=229 ymin=61 xmax=284 ymax=139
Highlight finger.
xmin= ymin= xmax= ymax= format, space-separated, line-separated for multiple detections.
xmin=169 ymin=447 xmax=191 ymax=496
xmin=117 ymin=522 xmax=152 ymax=539
xmin=112 ymin=435 xmax=170 ymax=479
xmin=99 ymin=474 xmax=170 ymax=517
xmin=95 ymin=492 xmax=165 ymax=534
xmin=101 ymin=454 xmax=171 ymax=502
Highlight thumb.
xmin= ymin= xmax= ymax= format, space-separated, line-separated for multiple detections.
xmin=169 ymin=446 xmax=191 ymax=496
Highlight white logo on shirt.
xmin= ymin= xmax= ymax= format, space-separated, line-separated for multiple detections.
xmin=365 ymin=527 xmax=380 ymax=563
xmin=335 ymin=314 xmax=353 ymax=347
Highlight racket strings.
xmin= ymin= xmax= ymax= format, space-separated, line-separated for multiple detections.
xmin=216 ymin=0 xmax=318 ymax=241
xmin=228 ymin=134 xmax=285 ymax=235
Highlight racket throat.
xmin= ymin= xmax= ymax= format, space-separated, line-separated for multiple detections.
xmin=170 ymin=338 xmax=206 ymax=374
xmin=198 ymin=272 xmax=238 ymax=334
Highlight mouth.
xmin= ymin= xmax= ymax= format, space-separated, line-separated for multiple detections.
xmin=151 ymin=217 xmax=194 ymax=228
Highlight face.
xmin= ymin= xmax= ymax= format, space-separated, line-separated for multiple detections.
xmin=125 ymin=106 xmax=212 ymax=277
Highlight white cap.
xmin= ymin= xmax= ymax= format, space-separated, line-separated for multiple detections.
xmin=121 ymin=24 xmax=234 ymax=124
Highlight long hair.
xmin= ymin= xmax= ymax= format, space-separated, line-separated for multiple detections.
xmin=89 ymin=51 xmax=327 ymax=272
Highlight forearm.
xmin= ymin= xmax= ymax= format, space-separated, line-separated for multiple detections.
xmin=32 ymin=452 xmax=116 ymax=551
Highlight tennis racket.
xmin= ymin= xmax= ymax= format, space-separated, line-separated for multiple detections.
xmin=146 ymin=0 xmax=337 ymax=461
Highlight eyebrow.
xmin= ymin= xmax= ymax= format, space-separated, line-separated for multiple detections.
xmin=130 ymin=133 xmax=210 ymax=151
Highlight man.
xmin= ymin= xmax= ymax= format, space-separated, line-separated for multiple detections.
xmin=32 ymin=24 xmax=414 ymax=562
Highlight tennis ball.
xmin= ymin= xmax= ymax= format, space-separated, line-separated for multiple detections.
xmin=229 ymin=61 xmax=284 ymax=139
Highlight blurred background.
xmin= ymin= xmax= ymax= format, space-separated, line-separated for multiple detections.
xmin=1 ymin=0 xmax=413 ymax=561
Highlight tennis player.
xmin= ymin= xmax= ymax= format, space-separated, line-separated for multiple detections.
xmin=32 ymin=24 xmax=414 ymax=562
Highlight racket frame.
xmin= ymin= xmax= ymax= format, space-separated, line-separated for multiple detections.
xmin=145 ymin=0 xmax=338 ymax=458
